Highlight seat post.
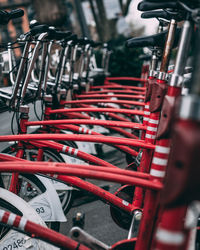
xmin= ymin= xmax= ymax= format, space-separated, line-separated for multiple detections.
xmin=159 ymin=19 xmax=177 ymax=77
xmin=149 ymin=20 xmax=166 ymax=78
xmin=134 ymin=17 xmax=178 ymax=250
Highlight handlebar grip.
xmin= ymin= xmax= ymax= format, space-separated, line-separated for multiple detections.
xmin=9 ymin=9 xmax=24 ymax=19
xmin=138 ymin=1 xmax=179 ymax=11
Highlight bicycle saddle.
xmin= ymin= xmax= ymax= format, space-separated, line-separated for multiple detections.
xmin=143 ymin=0 xmax=200 ymax=7
xmin=126 ymin=28 xmax=181 ymax=49
xmin=141 ymin=10 xmax=186 ymax=22
xmin=29 ymin=21 xmax=72 ymax=40
xmin=138 ymin=1 xmax=180 ymax=11
xmin=30 ymin=24 xmax=49 ymax=36
xmin=47 ymin=28 xmax=72 ymax=40
xmin=138 ymin=0 xmax=200 ymax=11
xmin=0 ymin=9 xmax=24 ymax=25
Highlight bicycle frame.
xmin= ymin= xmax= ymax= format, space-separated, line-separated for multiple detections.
xmin=0 ymin=160 xmax=162 ymax=214
xmin=0 ymin=208 xmax=90 ymax=250
xmin=0 ymin=3 xmax=198 ymax=250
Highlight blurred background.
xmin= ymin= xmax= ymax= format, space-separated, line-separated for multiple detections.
xmin=0 ymin=0 xmax=158 ymax=83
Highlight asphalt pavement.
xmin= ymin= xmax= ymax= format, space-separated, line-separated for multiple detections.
xmin=60 ymin=145 xmax=129 ymax=247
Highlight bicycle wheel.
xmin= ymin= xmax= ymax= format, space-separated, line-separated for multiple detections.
xmin=0 ymin=188 xmax=58 ymax=249
xmin=2 ymin=145 xmax=73 ymax=215
xmin=0 ymin=172 xmax=63 ymax=231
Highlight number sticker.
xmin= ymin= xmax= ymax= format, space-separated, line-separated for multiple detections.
xmin=36 ymin=207 xmax=45 ymax=214
xmin=2 ymin=238 xmax=26 ymax=250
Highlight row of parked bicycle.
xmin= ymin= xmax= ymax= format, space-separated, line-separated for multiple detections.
xmin=0 ymin=0 xmax=199 ymax=249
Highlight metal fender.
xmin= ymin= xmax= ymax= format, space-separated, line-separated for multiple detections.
xmin=29 ymin=175 xmax=67 ymax=222
xmin=0 ymin=188 xmax=58 ymax=250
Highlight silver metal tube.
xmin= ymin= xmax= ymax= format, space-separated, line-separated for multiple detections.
xmin=105 ymin=51 xmax=112 ymax=75
xmin=36 ymin=41 xmax=48 ymax=98
xmin=69 ymin=44 xmax=78 ymax=84
xmin=10 ymin=41 xmax=31 ymax=108
xmin=174 ymin=21 xmax=192 ymax=76
xmin=178 ymin=95 xmax=200 ymax=121
xmin=170 ymin=21 xmax=193 ymax=87
xmin=42 ymin=41 xmax=53 ymax=93
xmin=84 ymin=47 xmax=93 ymax=80
xmin=101 ymin=46 xmax=108 ymax=69
xmin=159 ymin=19 xmax=177 ymax=74
xmin=80 ymin=45 xmax=91 ymax=83
xmin=8 ymin=43 xmax=15 ymax=86
xmin=58 ymin=45 xmax=70 ymax=85
xmin=48 ymin=70 xmax=56 ymax=81
xmin=20 ymin=32 xmax=48 ymax=103
xmin=73 ymin=44 xmax=79 ymax=62
xmin=31 ymin=68 xmax=39 ymax=83
xmin=30 ymin=44 xmax=39 ymax=84
xmin=150 ymin=53 xmax=158 ymax=72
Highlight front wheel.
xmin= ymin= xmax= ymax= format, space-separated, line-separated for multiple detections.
xmin=0 ymin=187 xmax=57 ymax=249
xmin=2 ymin=145 xmax=73 ymax=215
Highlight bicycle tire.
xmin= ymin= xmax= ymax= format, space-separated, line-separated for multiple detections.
xmin=2 ymin=144 xmax=73 ymax=216
xmin=0 ymin=188 xmax=57 ymax=249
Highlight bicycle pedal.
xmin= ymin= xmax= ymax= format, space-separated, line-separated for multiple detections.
xmin=70 ymin=226 xmax=110 ymax=250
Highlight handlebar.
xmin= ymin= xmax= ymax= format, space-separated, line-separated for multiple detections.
xmin=0 ymin=9 xmax=24 ymax=25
